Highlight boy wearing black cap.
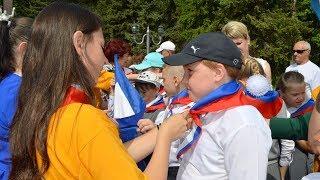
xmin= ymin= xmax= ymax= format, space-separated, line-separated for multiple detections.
xmin=164 ymin=32 xmax=272 ymax=180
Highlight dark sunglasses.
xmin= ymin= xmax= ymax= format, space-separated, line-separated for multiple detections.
xmin=293 ymin=49 xmax=309 ymax=54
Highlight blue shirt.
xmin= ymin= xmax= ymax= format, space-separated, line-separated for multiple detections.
xmin=0 ymin=73 xmax=21 ymax=179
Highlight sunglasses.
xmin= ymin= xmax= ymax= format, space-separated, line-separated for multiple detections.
xmin=293 ymin=49 xmax=309 ymax=54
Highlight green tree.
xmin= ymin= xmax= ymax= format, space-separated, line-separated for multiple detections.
xmin=7 ymin=0 xmax=320 ymax=83
xmin=174 ymin=0 xmax=319 ymax=84
xmin=94 ymin=0 xmax=176 ymax=54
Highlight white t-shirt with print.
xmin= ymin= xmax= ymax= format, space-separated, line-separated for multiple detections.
xmin=286 ymin=61 xmax=320 ymax=98
xmin=177 ymin=105 xmax=272 ymax=180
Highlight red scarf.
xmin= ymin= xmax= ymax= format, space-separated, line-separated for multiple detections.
xmin=61 ymin=86 xmax=90 ymax=107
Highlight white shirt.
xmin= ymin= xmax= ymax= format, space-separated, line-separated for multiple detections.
xmin=256 ymin=58 xmax=268 ymax=71
xmin=286 ymin=61 xmax=320 ymax=98
xmin=177 ymin=105 xmax=272 ymax=180
xmin=155 ymin=99 xmax=194 ymax=167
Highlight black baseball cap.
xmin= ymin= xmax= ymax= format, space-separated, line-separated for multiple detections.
xmin=163 ymin=32 xmax=242 ymax=69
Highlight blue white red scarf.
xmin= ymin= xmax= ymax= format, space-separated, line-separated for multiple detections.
xmin=177 ymin=80 xmax=283 ymax=159
xmin=171 ymin=89 xmax=192 ymax=106
xmin=146 ymin=95 xmax=166 ymax=112
xmin=290 ymin=99 xmax=314 ymax=118
xmin=167 ymin=89 xmax=193 ymax=116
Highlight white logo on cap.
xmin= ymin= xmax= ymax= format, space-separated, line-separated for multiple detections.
xmin=233 ymin=59 xmax=239 ymax=65
xmin=191 ymin=46 xmax=200 ymax=54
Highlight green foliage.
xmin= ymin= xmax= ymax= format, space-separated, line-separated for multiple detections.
xmin=7 ymin=0 xmax=320 ymax=84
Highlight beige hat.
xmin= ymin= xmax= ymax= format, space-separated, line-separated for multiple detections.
xmin=133 ymin=71 xmax=162 ymax=88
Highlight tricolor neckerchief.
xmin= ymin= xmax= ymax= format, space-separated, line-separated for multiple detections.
xmin=290 ymin=99 xmax=315 ymax=118
xmin=146 ymin=95 xmax=165 ymax=113
xmin=177 ymin=80 xmax=283 ymax=159
xmin=167 ymin=89 xmax=193 ymax=117
xmin=61 ymin=85 xmax=90 ymax=107
xmin=171 ymin=89 xmax=193 ymax=106
xmin=159 ymin=86 xmax=166 ymax=97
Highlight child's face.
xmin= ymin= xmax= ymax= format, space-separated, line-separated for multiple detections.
xmin=136 ymin=83 xmax=159 ymax=103
xmin=143 ymin=88 xmax=159 ymax=103
xmin=184 ymin=61 xmax=220 ymax=101
xmin=281 ymin=83 xmax=306 ymax=108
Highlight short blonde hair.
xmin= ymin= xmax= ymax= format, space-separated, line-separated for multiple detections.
xmin=222 ymin=21 xmax=249 ymax=40
xmin=238 ymin=57 xmax=265 ymax=80
xmin=202 ymin=60 xmax=240 ymax=79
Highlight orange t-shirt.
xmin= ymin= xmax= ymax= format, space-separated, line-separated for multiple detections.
xmin=37 ymin=103 xmax=147 ymax=179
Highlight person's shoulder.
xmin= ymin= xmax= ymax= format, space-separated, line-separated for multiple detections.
xmin=307 ymin=61 xmax=320 ymax=71
xmin=226 ymin=105 xmax=261 ymax=116
xmin=60 ymin=103 xmax=117 ymax=131
xmin=0 ymin=73 xmax=21 ymax=89
xmin=56 ymin=103 xmax=119 ymax=148
xmin=206 ymin=105 xmax=266 ymax=131
xmin=0 ymin=73 xmax=21 ymax=99
xmin=254 ymin=57 xmax=267 ymax=64
xmin=285 ymin=64 xmax=296 ymax=72
xmin=221 ymin=105 xmax=270 ymax=134
xmin=205 ymin=105 xmax=270 ymax=145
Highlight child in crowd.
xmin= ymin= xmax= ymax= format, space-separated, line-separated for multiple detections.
xmin=238 ymin=56 xmax=266 ymax=86
xmin=277 ymin=71 xmax=315 ymax=180
xmin=154 ymin=65 xmax=192 ymax=124
xmin=164 ymin=32 xmax=272 ymax=179
xmin=238 ymin=57 xmax=292 ymax=180
xmin=133 ymin=71 xmax=165 ymax=122
xmin=138 ymin=65 xmax=191 ymax=179
xmin=130 ymin=52 xmax=164 ymax=73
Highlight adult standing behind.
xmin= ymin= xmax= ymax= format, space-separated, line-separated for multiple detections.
xmin=222 ymin=21 xmax=272 ymax=83
xmin=156 ymin=41 xmax=175 ymax=58
xmin=103 ymin=39 xmax=133 ymax=75
xmin=0 ymin=17 xmax=32 ymax=179
xmin=286 ymin=41 xmax=320 ymax=99
xmin=9 ymin=2 xmax=189 ymax=179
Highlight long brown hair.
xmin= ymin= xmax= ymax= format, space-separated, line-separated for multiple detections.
xmin=9 ymin=2 xmax=102 ymax=179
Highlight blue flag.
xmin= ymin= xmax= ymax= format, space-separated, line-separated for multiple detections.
xmin=113 ymin=54 xmax=146 ymax=142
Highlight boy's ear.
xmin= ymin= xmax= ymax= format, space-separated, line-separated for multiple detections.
xmin=173 ymin=76 xmax=179 ymax=87
xmin=212 ymin=63 xmax=226 ymax=82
